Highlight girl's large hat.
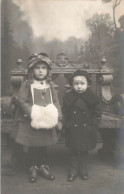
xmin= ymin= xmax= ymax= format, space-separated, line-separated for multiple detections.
xmin=69 ymin=69 xmax=92 ymax=86
xmin=28 ymin=53 xmax=52 ymax=70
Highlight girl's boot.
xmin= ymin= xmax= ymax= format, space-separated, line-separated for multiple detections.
xmin=39 ymin=164 xmax=55 ymax=180
xmin=29 ymin=166 xmax=38 ymax=183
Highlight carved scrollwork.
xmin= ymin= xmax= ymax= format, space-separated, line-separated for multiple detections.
xmin=10 ymin=76 xmax=24 ymax=88
xmin=10 ymin=59 xmax=27 ymax=96
xmin=99 ymin=74 xmax=113 ymax=103
xmin=1 ymin=96 xmax=16 ymax=118
xmin=55 ymin=53 xmax=69 ymax=67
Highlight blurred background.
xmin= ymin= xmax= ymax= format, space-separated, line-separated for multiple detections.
xmin=1 ymin=0 xmax=124 ymax=95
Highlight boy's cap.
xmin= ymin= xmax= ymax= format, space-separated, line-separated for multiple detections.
xmin=69 ymin=69 xmax=91 ymax=86
xmin=28 ymin=53 xmax=52 ymax=70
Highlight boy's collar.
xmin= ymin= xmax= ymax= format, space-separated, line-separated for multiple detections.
xmin=65 ymin=88 xmax=99 ymax=107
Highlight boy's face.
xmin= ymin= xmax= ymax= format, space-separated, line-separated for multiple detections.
xmin=73 ymin=76 xmax=88 ymax=93
xmin=33 ymin=63 xmax=48 ymax=80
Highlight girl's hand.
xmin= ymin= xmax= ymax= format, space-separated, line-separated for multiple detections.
xmin=55 ymin=121 xmax=63 ymax=131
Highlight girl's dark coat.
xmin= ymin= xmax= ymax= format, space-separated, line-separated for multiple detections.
xmin=13 ymin=80 xmax=62 ymax=147
xmin=63 ymin=89 xmax=101 ymax=152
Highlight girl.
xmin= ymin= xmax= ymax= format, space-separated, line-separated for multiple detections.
xmin=15 ymin=53 xmax=62 ymax=183
xmin=63 ymin=70 xmax=101 ymax=182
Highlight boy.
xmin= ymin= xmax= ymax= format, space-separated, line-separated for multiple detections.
xmin=63 ymin=70 xmax=101 ymax=181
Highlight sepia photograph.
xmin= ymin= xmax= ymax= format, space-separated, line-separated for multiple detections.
xmin=1 ymin=0 xmax=124 ymax=193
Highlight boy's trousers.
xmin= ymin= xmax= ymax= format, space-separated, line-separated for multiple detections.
xmin=69 ymin=150 xmax=88 ymax=175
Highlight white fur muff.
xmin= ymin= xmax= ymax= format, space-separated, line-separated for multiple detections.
xmin=31 ymin=104 xmax=58 ymax=129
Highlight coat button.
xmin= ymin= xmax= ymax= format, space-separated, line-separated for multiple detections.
xmin=83 ymin=124 xmax=86 ymax=126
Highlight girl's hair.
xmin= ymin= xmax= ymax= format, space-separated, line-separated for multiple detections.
xmin=27 ymin=69 xmax=34 ymax=84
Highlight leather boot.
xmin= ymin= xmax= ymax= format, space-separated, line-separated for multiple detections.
xmin=79 ymin=151 xmax=88 ymax=180
xmin=39 ymin=164 xmax=55 ymax=180
xmin=29 ymin=166 xmax=38 ymax=183
xmin=67 ymin=151 xmax=79 ymax=182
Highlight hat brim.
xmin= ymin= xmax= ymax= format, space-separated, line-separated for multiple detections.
xmin=28 ymin=58 xmax=51 ymax=70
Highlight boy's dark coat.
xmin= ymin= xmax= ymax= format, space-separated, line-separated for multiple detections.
xmin=63 ymin=89 xmax=101 ymax=152
xmin=13 ymin=81 xmax=62 ymax=147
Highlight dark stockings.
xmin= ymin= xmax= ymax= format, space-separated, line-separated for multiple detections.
xmin=28 ymin=147 xmax=47 ymax=168
xmin=79 ymin=151 xmax=88 ymax=174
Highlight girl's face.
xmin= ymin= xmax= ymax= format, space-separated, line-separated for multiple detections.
xmin=73 ymin=76 xmax=88 ymax=93
xmin=33 ymin=63 xmax=48 ymax=80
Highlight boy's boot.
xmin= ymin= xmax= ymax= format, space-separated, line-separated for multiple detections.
xmin=79 ymin=151 xmax=88 ymax=180
xmin=67 ymin=151 xmax=79 ymax=182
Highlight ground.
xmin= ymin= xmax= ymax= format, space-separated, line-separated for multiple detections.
xmin=1 ymin=144 xmax=124 ymax=194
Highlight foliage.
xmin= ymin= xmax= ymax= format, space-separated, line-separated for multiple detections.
xmin=102 ymin=0 xmax=122 ymax=29
xmin=1 ymin=0 xmax=31 ymax=95
xmin=114 ymin=15 xmax=124 ymax=91
xmin=79 ymin=14 xmax=118 ymax=70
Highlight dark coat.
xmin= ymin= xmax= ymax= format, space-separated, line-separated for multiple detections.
xmin=13 ymin=80 xmax=62 ymax=147
xmin=63 ymin=89 xmax=101 ymax=152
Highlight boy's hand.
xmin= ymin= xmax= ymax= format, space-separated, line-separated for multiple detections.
xmin=55 ymin=121 xmax=63 ymax=131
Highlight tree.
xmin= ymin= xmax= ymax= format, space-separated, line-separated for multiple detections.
xmin=1 ymin=0 xmax=32 ymax=95
xmin=114 ymin=15 xmax=124 ymax=92
xmin=85 ymin=14 xmax=118 ymax=69
xmin=78 ymin=46 xmax=84 ymax=62
xmin=1 ymin=17 xmax=15 ymax=95
xmin=22 ymin=40 xmax=31 ymax=67
xmin=102 ymin=0 xmax=122 ymax=30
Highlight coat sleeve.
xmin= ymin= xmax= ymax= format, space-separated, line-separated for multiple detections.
xmin=90 ymin=101 xmax=101 ymax=127
xmin=17 ymin=81 xmax=32 ymax=118
xmin=50 ymin=83 xmax=63 ymax=120
xmin=62 ymin=95 xmax=69 ymax=126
